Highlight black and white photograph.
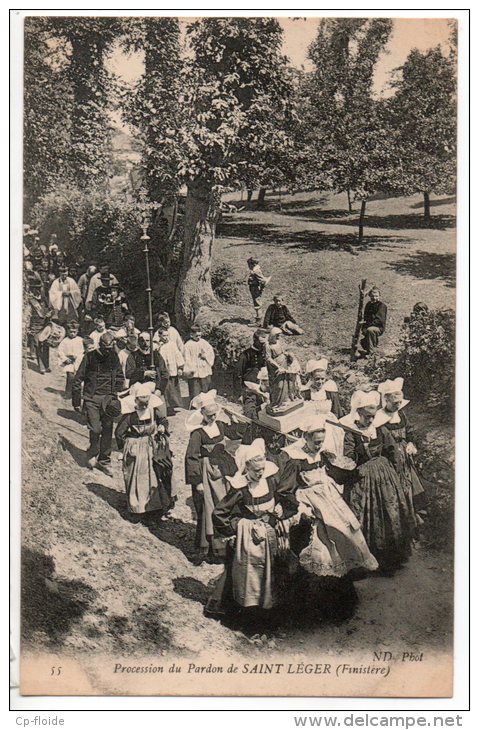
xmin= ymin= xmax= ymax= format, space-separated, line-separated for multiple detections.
xmin=12 ymin=10 xmax=465 ymax=700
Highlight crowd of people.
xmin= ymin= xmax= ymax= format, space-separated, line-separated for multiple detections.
xmin=24 ymin=229 xmax=426 ymax=626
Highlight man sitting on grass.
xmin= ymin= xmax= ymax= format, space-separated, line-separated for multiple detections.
xmin=360 ymin=286 xmax=387 ymax=356
xmin=263 ymin=293 xmax=304 ymax=335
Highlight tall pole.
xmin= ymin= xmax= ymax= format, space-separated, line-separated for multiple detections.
xmin=138 ymin=187 xmax=162 ymax=368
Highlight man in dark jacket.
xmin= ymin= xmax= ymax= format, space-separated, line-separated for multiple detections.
xmin=236 ymin=329 xmax=268 ymax=419
xmin=263 ymin=294 xmax=304 ymax=335
xmin=125 ymin=333 xmax=169 ymax=394
xmin=360 ymin=286 xmax=387 ymax=355
xmin=72 ymin=331 xmax=124 ymax=476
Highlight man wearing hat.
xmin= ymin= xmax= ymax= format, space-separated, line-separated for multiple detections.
xmin=360 ymin=287 xmax=387 ymax=356
xmin=85 ymin=265 xmax=119 ymax=311
xmin=72 ymin=331 xmax=124 ymax=476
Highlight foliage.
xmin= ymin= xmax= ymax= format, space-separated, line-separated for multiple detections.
xmin=386 ymin=46 xmax=457 ymax=199
xmin=120 ymin=18 xmax=184 ymax=201
xmin=204 ymin=320 xmax=253 ymax=371
xmin=365 ymin=305 xmax=455 ymax=411
xmin=211 ymin=264 xmax=239 ymax=303
xmin=45 ymin=18 xmax=122 ymax=188
xmin=23 ymin=18 xmax=73 ymax=215
xmin=304 ymin=19 xmax=399 ymax=202
xmin=415 ymin=437 xmax=454 ymax=551
xmin=180 ymin=18 xmax=296 ymax=195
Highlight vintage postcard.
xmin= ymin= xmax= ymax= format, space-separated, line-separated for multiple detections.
xmin=15 ymin=11 xmax=462 ymax=699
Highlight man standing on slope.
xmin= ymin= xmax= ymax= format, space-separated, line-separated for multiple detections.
xmin=72 ymin=331 xmax=124 ymax=477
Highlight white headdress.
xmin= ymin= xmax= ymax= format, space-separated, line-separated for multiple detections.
xmin=305 ymin=358 xmax=329 ymax=374
xmin=377 ymin=378 xmax=404 ymax=402
xmin=120 ymin=380 xmax=164 ymax=415
xmin=186 ymin=390 xmax=227 ymax=432
xmin=234 ymin=438 xmax=266 ymax=474
xmin=350 ymin=389 xmax=381 ymax=414
xmin=340 ymin=389 xmax=380 ymax=439
xmin=190 ymin=389 xmax=217 ymax=411
xmin=227 ymin=438 xmax=278 ymax=488
xmin=374 ymin=378 xmax=409 ymax=425
xmin=299 ymin=414 xmax=327 ymax=434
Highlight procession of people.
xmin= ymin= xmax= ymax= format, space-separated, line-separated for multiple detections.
xmin=23 ymin=234 xmax=428 ymax=628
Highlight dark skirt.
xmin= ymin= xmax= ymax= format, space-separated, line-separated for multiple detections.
xmin=164 ymin=376 xmax=183 ymax=412
xmin=349 ymin=456 xmax=414 ymax=568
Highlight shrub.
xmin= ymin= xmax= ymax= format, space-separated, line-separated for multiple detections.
xmin=29 ymin=183 xmax=176 ymax=326
xmin=205 ymin=321 xmax=252 ymax=372
xmin=211 ymin=264 xmax=239 ymax=303
xmin=365 ymin=304 xmax=455 ymax=412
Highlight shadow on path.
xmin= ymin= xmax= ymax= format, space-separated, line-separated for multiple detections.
xmin=387 ymin=251 xmax=456 ymax=287
xmin=45 ymin=386 xmax=66 ymax=397
xmin=21 ymin=547 xmax=97 ymax=647
xmin=57 ymin=408 xmax=85 ymax=425
xmin=173 ymin=576 xmax=210 ymax=606
xmin=219 ymin=221 xmax=409 ymax=252
xmin=60 ymin=436 xmax=89 ymax=468
xmin=86 ymin=481 xmax=198 ymax=564
xmin=410 ymin=195 xmax=456 ymax=210
xmin=283 ymin=209 xmax=455 ymax=231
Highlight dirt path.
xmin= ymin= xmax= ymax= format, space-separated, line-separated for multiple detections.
xmin=22 ymin=360 xmax=453 ymax=663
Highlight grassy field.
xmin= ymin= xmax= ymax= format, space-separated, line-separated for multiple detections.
xmin=215 ymin=189 xmax=455 ymax=362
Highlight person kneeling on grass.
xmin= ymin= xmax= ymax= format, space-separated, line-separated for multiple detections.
xmin=263 ymin=294 xmax=304 ymax=335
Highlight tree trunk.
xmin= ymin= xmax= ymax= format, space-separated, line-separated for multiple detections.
xmin=257 ymin=187 xmax=267 ymax=208
xmin=423 ymin=191 xmax=431 ymax=220
xmin=347 ymin=188 xmax=353 ymax=213
xmin=174 ymin=180 xmax=218 ymax=330
xmin=358 ymin=199 xmax=367 ymax=245
xmin=247 ymin=189 xmax=253 ymax=202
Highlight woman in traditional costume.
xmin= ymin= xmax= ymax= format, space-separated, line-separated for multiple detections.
xmin=280 ymin=415 xmax=378 ymax=580
xmin=340 ymin=390 xmax=415 ymax=571
xmin=206 ymin=438 xmax=297 ymax=617
xmin=375 ymin=378 xmax=427 ymax=522
xmin=115 ymin=382 xmax=175 ymax=518
xmin=301 ymin=358 xmax=344 ymax=419
xmin=185 ymin=390 xmax=247 ymax=560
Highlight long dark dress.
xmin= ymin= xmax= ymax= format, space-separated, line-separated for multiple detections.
xmin=115 ymin=409 xmax=174 ymax=515
xmin=379 ymin=409 xmax=426 ymax=514
xmin=343 ymin=426 xmax=415 ymax=569
xmin=206 ymin=467 xmax=297 ymax=614
xmin=185 ymin=420 xmax=247 ymax=557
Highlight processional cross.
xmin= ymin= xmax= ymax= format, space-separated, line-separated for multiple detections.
xmin=136 ymin=187 xmax=163 ymax=367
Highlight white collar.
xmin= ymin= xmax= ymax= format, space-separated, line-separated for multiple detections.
xmin=282 ymin=438 xmax=322 ymax=464
xmin=202 ymin=421 xmax=220 ymax=438
xmin=374 ymin=401 xmax=409 ymax=427
xmin=340 ymin=413 xmax=377 ymax=440
xmin=227 ymin=461 xmax=278 ymax=489
xmin=120 ymin=393 xmax=164 ymax=416
xmin=308 ymin=378 xmax=338 ymax=393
